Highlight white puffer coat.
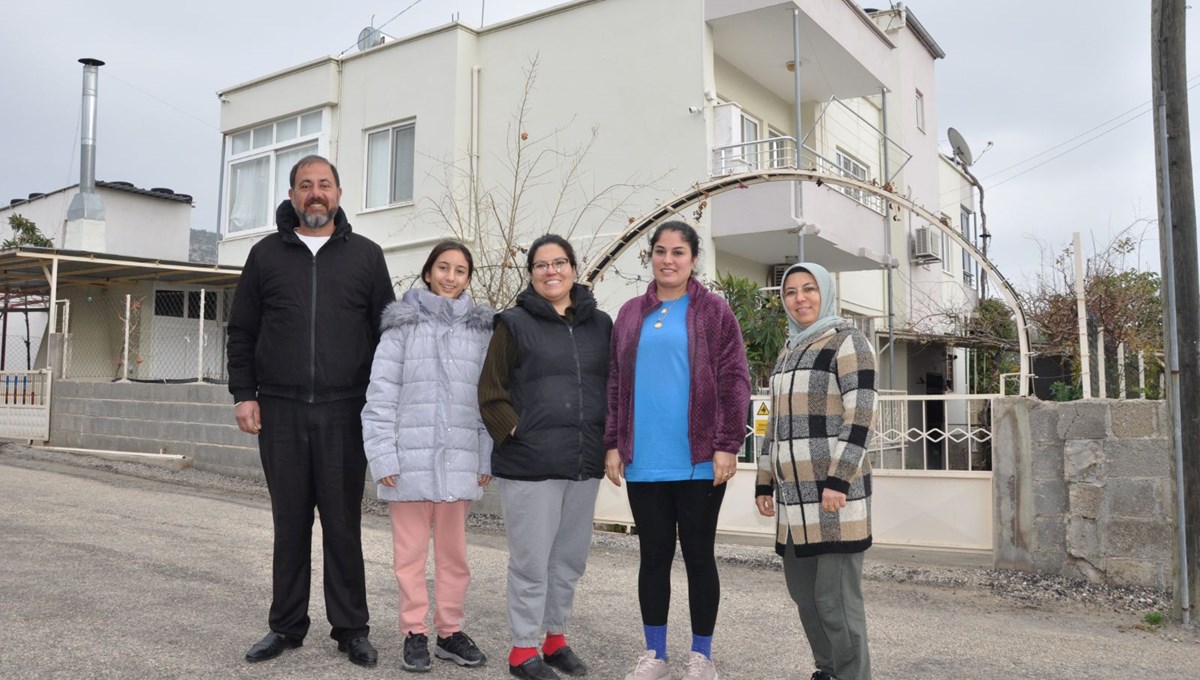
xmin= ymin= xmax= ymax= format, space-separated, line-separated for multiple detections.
xmin=362 ymin=287 xmax=495 ymax=502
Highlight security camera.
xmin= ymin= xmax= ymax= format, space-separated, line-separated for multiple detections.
xmin=687 ymin=106 xmax=703 ymax=114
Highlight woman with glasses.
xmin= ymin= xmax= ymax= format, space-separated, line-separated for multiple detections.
xmin=755 ymin=262 xmax=877 ymax=680
xmin=478 ymin=234 xmax=612 ymax=680
xmin=361 ymin=241 xmax=493 ymax=673
xmin=604 ymin=221 xmax=751 ymax=680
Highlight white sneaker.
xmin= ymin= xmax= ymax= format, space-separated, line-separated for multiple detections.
xmin=624 ymin=649 xmax=672 ymax=680
xmin=682 ymin=652 xmax=718 ymax=680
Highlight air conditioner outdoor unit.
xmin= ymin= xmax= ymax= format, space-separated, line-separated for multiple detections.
xmin=770 ymin=263 xmax=791 ymax=287
xmin=911 ymin=226 xmax=941 ymax=264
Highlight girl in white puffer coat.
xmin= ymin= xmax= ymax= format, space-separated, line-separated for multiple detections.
xmin=362 ymin=241 xmax=494 ymax=673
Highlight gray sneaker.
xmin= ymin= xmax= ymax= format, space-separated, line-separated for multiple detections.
xmin=624 ymin=649 xmax=671 ymax=680
xmin=681 ymin=652 xmax=717 ymax=680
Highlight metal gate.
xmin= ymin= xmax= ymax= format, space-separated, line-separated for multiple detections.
xmin=0 ymin=370 xmax=51 ymax=441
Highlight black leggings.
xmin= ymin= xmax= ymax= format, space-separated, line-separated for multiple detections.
xmin=626 ymin=480 xmax=726 ymax=635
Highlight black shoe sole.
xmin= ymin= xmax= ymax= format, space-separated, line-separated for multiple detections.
xmin=244 ymin=638 xmax=302 ymax=663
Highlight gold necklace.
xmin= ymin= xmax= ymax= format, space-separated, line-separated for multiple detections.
xmin=653 ymin=296 xmax=682 ymax=329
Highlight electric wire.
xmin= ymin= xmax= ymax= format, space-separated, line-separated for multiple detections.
xmin=105 ymin=70 xmax=219 ymax=131
xmin=338 ymin=0 xmax=428 ymax=55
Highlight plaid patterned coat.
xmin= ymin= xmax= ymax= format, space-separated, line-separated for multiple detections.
xmin=756 ymin=321 xmax=877 ymax=557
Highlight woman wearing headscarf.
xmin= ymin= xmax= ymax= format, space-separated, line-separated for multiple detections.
xmin=478 ymin=234 xmax=612 ymax=680
xmin=754 ymin=262 xmax=878 ymax=680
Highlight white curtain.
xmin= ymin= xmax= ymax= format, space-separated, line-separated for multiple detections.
xmin=365 ymin=130 xmax=390 ymax=208
xmin=228 ymin=156 xmax=269 ymax=232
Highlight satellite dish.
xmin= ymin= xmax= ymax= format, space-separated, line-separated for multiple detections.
xmin=947 ymin=127 xmax=974 ymax=167
xmin=357 ymin=27 xmax=385 ymax=51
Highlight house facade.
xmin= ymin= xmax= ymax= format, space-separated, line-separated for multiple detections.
xmin=213 ymin=0 xmax=999 ymax=546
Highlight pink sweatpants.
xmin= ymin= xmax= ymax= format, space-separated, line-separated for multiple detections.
xmin=388 ymin=500 xmax=472 ymax=636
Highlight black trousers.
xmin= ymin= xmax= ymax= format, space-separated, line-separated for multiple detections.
xmin=258 ymin=395 xmax=370 ymax=643
xmin=626 ymin=480 xmax=726 ymax=635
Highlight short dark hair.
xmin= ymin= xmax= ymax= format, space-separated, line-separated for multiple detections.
xmin=421 ymin=240 xmax=475 ymax=289
xmin=526 ymin=234 xmax=578 ymax=273
xmin=289 ymin=155 xmax=341 ymax=189
xmin=650 ymin=220 xmax=701 ymax=259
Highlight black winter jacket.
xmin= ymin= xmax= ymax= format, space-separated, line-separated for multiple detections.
xmin=491 ymin=284 xmax=612 ymax=481
xmin=226 ymin=200 xmax=394 ymax=404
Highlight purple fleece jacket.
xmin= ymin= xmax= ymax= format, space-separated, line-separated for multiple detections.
xmin=604 ymin=277 xmax=752 ymax=465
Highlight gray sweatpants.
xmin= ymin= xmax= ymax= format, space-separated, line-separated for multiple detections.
xmin=783 ymin=547 xmax=871 ymax=680
xmin=498 ymin=477 xmax=601 ymax=648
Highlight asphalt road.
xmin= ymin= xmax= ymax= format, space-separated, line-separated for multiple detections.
xmin=1 ymin=447 xmax=1197 ymax=679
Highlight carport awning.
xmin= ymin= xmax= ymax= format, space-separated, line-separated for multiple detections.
xmin=0 ymin=247 xmax=242 ymax=293
xmin=0 ymin=247 xmax=242 ymax=323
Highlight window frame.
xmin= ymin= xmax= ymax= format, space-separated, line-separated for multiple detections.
xmin=835 ymin=148 xmax=870 ymax=204
xmin=915 ymin=89 xmax=926 ymax=132
xmin=363 ymin=120 xmax=417 ymax=210
xmin=222 ymin=110 xmax=326 ymax=236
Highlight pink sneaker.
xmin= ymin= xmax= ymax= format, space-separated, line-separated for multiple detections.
xmin=681 ymin=652 xmax=718 ymax=680
xmin=624 ymin=649 xmax=672 ymax=680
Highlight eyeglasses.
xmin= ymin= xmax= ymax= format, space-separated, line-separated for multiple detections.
xmin=532 ymin=258 xmax=571 ymax=274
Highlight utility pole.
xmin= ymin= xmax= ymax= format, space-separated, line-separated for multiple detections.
xmin=1151 ymin=0 xmax=1200 ymax=624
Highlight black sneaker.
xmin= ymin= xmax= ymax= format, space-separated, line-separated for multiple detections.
xmin=811 ymin=671 xmax=837 ymax=680
xmin=435 ymin=631 xmax=487 ymax=667
xmin=402 ymin=632 xmax=431 ymax=673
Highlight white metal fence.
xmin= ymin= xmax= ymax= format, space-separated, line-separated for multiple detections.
xmin=869 ymin=393 xmax=995 ymax=472
xmin=64 ymin=290 xmax=231 ymax=383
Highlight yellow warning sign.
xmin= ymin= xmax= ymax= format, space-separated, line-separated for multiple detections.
xmin=756 ymin=403 xmax=770 ymax=416
xmin=754 ymin=419 xmax=768 ymax=436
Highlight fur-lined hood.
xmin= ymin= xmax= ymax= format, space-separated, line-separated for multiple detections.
xmin=380 ymin=287 xmax=494 ymax=333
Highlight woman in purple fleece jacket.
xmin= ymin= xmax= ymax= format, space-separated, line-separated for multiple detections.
xmin=603 ymin=221 xmax=751 ymax=680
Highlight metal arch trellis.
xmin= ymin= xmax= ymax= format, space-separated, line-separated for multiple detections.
xmin=580 ymin=168 xmax=1032 ymax=396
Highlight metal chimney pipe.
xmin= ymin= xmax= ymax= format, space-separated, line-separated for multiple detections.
xmin=67 ymin=58 xmax=106 ymax=221
xmin=79 ymin=58 xmax=104 ymax=194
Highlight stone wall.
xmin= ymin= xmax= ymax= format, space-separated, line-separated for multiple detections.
xmin=992 ymin=397 xmax=1176 ymax=588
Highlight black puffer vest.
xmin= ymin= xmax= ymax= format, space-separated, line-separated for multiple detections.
xmin=492 ymin=284 xmax=612 ymax=481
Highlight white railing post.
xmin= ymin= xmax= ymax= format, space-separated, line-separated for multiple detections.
xmin=1097 ymin=327 xmax=1107 ymax=399
xmin=1139 ymin=350 xmax=1146 ymax=399
xmin=196 ymin=289 xmax=206 ymax=383
xmin=1117 ymin=342 xmax=1126 ymax=399
xmin=121 ymin=294 xmax=131 ymax=383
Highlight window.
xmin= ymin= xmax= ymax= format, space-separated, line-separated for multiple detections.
xmin=835 ymin=149 xmax=869 ymax=204
xmin=154 ymin=290 xmax=218 ymax=320
xmin=365 ymin=122 xmax=416 ymax=208
xmin=941 ymin=231 xmax=954 ymax=274
xmin=767 ymin=128 xmax=791 ymax=168
xmin=224 ymin=110 xmax=323 ymax=234
xmin=735 ymin=113 xmax=761 ymax=169
xmin=961 ymin=207 xmax=979 ymax=289
xmin=915 ymin=90 xmax=925 ymax=132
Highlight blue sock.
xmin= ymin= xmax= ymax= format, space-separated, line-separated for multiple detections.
xmin=691 ymin=633 xmax=712 ymax=659
xmin=644 ymin=624 xmax=667 ymax=660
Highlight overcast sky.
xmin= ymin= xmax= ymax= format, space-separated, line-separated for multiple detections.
xmin=2 ymin=0 xmax=1197 ymax=284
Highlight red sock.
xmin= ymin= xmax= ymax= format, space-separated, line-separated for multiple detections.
xmin=509 ymin=647 xmax=538 ymax=666
xmin=543 ymin=633 xmax=567 ymax=656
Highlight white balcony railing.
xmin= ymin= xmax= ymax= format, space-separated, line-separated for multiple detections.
xmin=710 ymin=137 xmax=885 ymax=214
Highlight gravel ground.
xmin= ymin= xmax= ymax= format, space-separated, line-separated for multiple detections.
xmin=1 ymin=441 xmax=1173 ymax=617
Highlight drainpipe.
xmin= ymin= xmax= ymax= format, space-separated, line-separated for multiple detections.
xmin=881 ymin=87 xmax=895 ymax=390
xmin=471 ymin=65 xmax=481 ymax=242
xmin=792 ymin=8 xmax=805 ymax=261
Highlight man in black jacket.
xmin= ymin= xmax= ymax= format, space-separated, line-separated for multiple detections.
xmin=227 ymin=155 xmax=394 ymax=668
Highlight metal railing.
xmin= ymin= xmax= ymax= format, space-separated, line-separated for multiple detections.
xmin=869 ymin=393 xmax=995 ymax=472
xmin=710 ymin=137 xmax=886 ymax=214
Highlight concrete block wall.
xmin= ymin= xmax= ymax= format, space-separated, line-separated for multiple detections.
xmin=49 ymin=380 xmax=263 ymax=480
xmin=46 ymin=380 xmax=504 ymax=513
xmin=993 ymin=397 xmax=1175 ymax=588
